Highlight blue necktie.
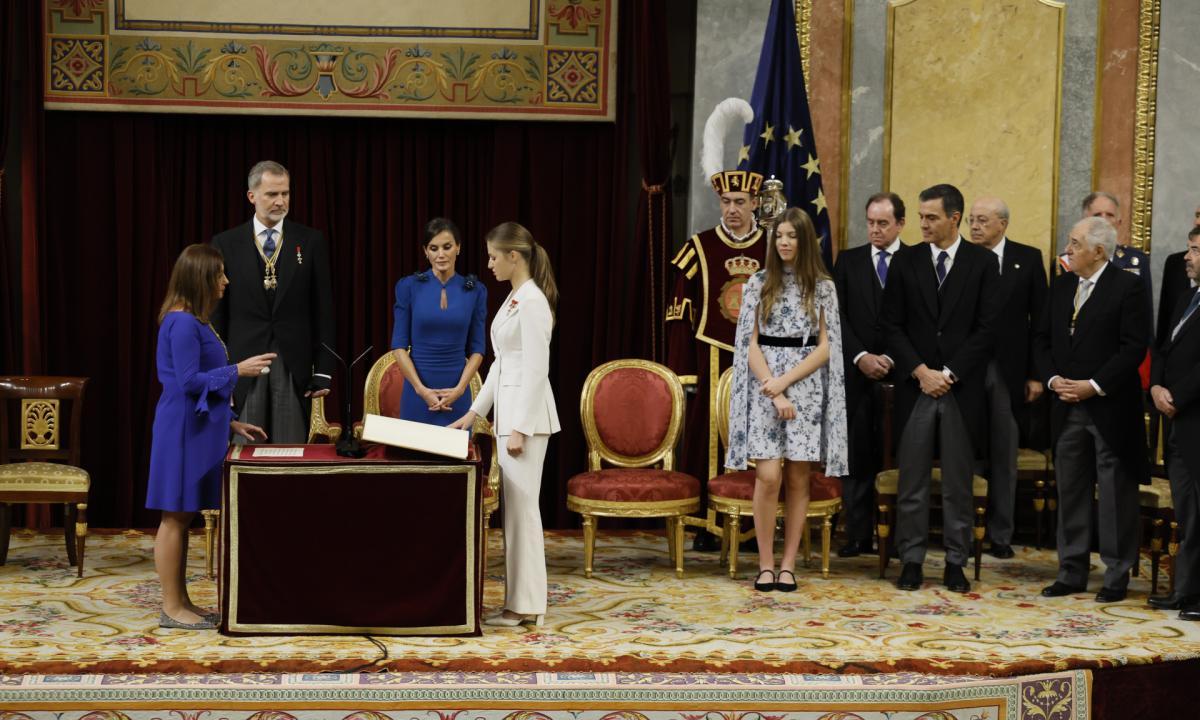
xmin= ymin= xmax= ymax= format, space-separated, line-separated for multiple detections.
xmin=262 ymin=228 xmax=277 ymax=257
xmin=876 ymin=249 xmax=889 ymax=287
xmin=935 ymin=250 xmax=949 ymax=287
xmin=1173 ymin=289 xmax=1200 ymax=341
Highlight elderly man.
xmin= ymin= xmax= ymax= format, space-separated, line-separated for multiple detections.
xmin=212 ymin=160 xmax=336 ymax=444
xmin=1036 ymin=217 xmax=1149 ymax=603
xmin=882 ymin=184 xmax=1001 ymax=593
xmin=1148 ymin=226 xmax=1200 ymax=619
xmin=966 ymin=197 xmax=1047 ymax=558
xmin=833 ymin=192 xmax=906 ymax=557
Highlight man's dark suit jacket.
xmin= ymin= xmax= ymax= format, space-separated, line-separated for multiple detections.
xmin=211 ymin=218 xmax=336 ymax=408
xmin=881 ymin=238 xmax=1001 ymax=454
xmin=1152 ymin=286 xmax=1200 ymax=476
xmin=1157 ymin=250 xmax=1191 ymax=345
xmin=1034 ymin=264 xmax=1149 ymax=481
xmin=833 ymin=242 xmax=906 ymax=418
xmin=993 ymin=239 xmax=1049 ymax=418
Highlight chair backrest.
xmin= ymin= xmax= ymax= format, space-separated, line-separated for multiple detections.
xmin=363 ymin=352 xmax=405 ymax=418
xmin=0 ymin=376 xmax=88 ymax=466
xmin=714 ymin=366 xmax=734 ymax=449
xmin=580 ymin=359 xmax=683 ymax=471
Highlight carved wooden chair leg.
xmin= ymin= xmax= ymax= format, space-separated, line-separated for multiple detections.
xmin=719 ymin=511 xmax=731 ymax=567
xmin=821 ymin=512 xmax=833 ymax=578
xmin=203 ymin=511 xmax=217 ymax=580
xmin=727 ymin=513 xmax=742 ymax=579
xmin=973 ymin=506 xmax=985 ymax=581
xmin=76 ymin=503 xmax=87 ymax=578
xmin=877 ymin=502 xmax=891 ymax=579
xmin=664 ymin=516 xmax=677 ymax=570
xmin=1150 ymin=518 xmax=1165 ymax=595
xmin=674 ymin=515 xmax=686 ymax=578
xmin=64 ymin=502 xmax=79 ymax=567
xmin=581 ymin=514 xmax=596 ymax=579
xmin=1033 ymin=479 xmax=1046 ymax=549
xmin=1169 ymin=521 xmax=1179 ymax=596
xmin=802 ymin=516 xmax=812 ymax=568
xmin=1047 ymin=479 xmax=1058 ymax=544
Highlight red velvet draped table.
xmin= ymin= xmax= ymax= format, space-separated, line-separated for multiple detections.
xmin=219 ymin=443 xmax=483 ymax=636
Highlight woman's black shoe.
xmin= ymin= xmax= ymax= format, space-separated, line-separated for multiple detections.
xmin=754 ymin=569 xmax=776 ymax=592
xmin=774 ymin=569 xmax=798 ymax=592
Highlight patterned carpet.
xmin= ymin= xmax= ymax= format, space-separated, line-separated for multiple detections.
xmin=0 ymin=529 xmax=1197 ymax=675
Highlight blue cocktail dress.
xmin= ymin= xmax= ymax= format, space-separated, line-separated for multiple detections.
xmin=391 ymin=271 xmax=487 ymax=425
xmin=146 ymin=311 xmax=238 ymax=512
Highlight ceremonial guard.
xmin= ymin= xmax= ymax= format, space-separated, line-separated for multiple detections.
xmin=666 ymin=99 xmax=769 ymax=548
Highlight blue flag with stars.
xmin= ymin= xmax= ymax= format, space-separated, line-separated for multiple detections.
xmin=739 ymin=0 xmax=831 ymax=269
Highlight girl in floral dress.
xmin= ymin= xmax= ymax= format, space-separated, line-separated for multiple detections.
xmin=726 ymin=207 xmax=849 ymax=593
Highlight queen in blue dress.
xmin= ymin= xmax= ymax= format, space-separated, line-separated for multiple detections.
xmin=147 ymin=244 xmax=274 ymax=630
xmin=391 ymin=218 xmax=488 ymax=423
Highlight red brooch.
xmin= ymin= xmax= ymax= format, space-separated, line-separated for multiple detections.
xmin=507 ymin=298 xmax=520 ymax=312
xmin=296 ymin=245 xmax=303 ymax=265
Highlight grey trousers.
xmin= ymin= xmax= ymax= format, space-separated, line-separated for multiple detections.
xmin=1053 ymin=404 xmax=1139 ymax=590
xmin=1167 ymin=426 xmax=1200 ymax=597
xmin=896 ymin=392 xmax=976 ymax=566
xmin=981 ymin=361 xmax=1019 ymax=545
xmin=235 ymin=355 xmax=308 ymax=445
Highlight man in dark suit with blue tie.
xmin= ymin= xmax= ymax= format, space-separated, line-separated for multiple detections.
xmin=966 ymin=197 xmax=1048 ymax=558
xmin=1148 ymin=227 xmax=1200 ymax=619
xmin=833 ymin=192 xmax=906 ymax=557
xmin=1036 ymin=217 xmax=1148 ymax=603
xmin=212 ymin=161 xmax=336 ymax=444
xmin=882 ymin=184 xmax=1001 ymax=593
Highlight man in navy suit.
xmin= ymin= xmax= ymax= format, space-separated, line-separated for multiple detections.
xmin=1149 ymin=227 xmax=1200 ymax=619
xmin=212 ymin=161 xmax=336 ymax=444
xmin=966 ymin=197 xmax=1048 ymax=558
xmin=833 ymin=191 xmax=905 ymax=557
xmin=1036 ymin=217 xmax=1148 ymax=603
xmin=882 ymin=184 xmax=1001 ymax=593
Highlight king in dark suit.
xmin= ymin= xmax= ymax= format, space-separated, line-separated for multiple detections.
xmin=1035 ymin=217 xmax=1148 ymax=603
xmin=1148 ymin=229 xmax=1200 ymax=619
xmin=966 ymin=197 xmax=1048 ymax=558
xmin=881 ymin=184 xmax=1001 ymax=593
xmin=832 ymin=191 xmax=907 ymax=558
xmin=211 ymin=161 xmax=336 ymax=444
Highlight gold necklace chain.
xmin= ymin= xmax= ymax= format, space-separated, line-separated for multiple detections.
xmin=206 ymin=322 xmax=230 ymax=362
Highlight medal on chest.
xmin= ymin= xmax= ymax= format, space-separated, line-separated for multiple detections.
xmin=255 ymin=231 xmax=283 ymax=290
xmin=718 ymin=255 xmax=760 ymax=323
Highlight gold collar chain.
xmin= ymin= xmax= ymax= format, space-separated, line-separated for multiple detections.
xmin=256 ymin=228 xmax=284 ymax=290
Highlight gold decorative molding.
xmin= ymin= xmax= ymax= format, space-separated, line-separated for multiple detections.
xmin=21 ymin=399 xmax=60 ymax=450
xmin=795 ymin=0 xmax=813 ymax=81
xmin=838 ymin=0 xmax=854 ymax=251
xmin=1131 ymin=0 xmax=1161 ymax=252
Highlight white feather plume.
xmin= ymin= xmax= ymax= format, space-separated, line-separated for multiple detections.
xmin=700 ymin=98 xmax=754 ymax=180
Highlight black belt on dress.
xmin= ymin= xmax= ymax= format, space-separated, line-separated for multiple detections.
xmin=757 ymin=334 xmax=817 ymax=348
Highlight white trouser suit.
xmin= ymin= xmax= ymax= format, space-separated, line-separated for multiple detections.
xmin=470 ymin=279 xmax=560 ymax=615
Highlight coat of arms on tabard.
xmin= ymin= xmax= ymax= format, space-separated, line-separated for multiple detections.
xmin=718 ymin=254 xmax=760 ymax=323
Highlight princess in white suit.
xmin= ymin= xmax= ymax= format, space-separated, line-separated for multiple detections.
xmin=451 ymin=222 xmax=560 ymax=627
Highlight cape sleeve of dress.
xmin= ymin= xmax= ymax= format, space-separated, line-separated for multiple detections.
xmin=168 ymin=317 xmax=238 ymax=418
xmin=818 ymin=279 xmax=850 ymax=477
xmin=724 ymin=271 xmax=764 ymax=471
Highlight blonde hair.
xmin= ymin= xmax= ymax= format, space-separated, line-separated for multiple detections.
xmin=485 ymin=222 xmax=559 ymax=318
xmin=759 ymin=207 xmax=827 ymax=324
xmin=158 ymin=244 xmax=225 ymax=323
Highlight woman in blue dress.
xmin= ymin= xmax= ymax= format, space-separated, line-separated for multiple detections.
xmin=391 ymin=218 xmax=488 ymax=423
xmin=148 ymin=244 xmax=274 ymax=630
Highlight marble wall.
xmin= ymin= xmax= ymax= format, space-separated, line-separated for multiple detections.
xmin=1148 ymin=0 xmax=1200 ymax=319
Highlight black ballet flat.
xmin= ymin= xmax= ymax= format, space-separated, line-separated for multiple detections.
xmin=774 ymin=569 xmax=798 ymax=592
xmin=754 ymin=569 xmax=776 ymax=592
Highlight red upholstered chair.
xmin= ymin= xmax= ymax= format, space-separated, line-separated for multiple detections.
xmin=706 ymin=367 xmax=842 ymax=578
xmin=567 ymin=360 xmax=700 ymax=578
xmin=0 ymin=377 xmax=90 ymax=577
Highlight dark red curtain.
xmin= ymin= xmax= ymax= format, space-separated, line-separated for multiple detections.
xmin=34 ymin=6 xmax=665 ymax=529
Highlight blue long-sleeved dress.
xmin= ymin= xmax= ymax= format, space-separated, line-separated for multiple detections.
xmin=146 ymin=312 xmax=238 ymax=512
xmin=390 ymin=272 xmax=487 ymax=425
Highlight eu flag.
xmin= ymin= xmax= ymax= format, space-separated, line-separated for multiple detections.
xmin=739 ymin=0 xmax=832 ymax=270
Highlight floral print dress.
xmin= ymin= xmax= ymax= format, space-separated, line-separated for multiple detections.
xmin=725 ymin=270 xmax=848 ymax=475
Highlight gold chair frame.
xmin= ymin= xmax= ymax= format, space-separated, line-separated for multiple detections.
xmin=566 ymin=359 xmax=699 ymax=578
xmin=706 ymin=367 xmax=841 ymax=579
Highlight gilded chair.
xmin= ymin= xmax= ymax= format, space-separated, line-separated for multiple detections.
xmin=566 ymin=359 xmax=701 ymax=578
xmin=875 ymin=468 xmax=988 ymax=581
xmin=706 ymin=367 xmax=842 ymax=578
xmin=1016 ymin=448 xmax=1055 ymax=548
xmin=0 ymin=376 xmax=90 ymax=577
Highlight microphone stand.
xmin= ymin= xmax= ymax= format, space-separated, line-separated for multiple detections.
xmin=321 ymin=343 xmax=373 ymax=458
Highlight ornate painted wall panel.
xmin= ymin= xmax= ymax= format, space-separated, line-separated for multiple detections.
xmin=884 ymin=0 xmax=1065 ymax=265
xmin=43 ymin=0 xmax=617 ymax=121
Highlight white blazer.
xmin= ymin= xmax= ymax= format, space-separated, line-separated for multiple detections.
xmin=471 ymin=279 xmax=561 ymax=437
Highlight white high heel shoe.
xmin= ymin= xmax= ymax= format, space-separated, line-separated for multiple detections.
xmin=484 ymin=611 xmax=545 ymax=627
